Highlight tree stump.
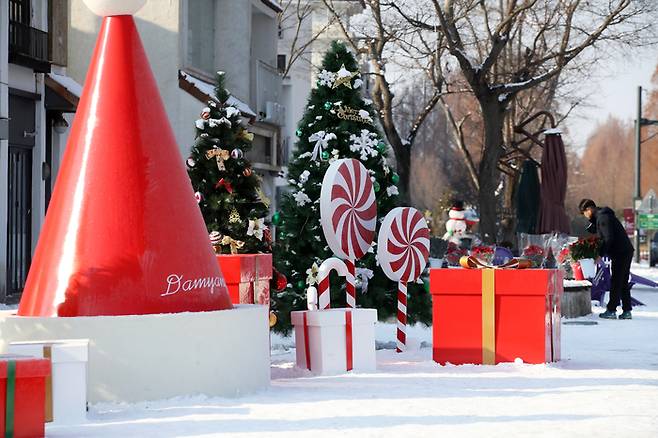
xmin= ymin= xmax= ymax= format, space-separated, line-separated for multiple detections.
xmin=561 ymin=285 xmax=592 ymax=318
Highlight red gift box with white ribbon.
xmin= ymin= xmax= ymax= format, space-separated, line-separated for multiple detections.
xmin=216 ymin=253 xmax=272 ymax=305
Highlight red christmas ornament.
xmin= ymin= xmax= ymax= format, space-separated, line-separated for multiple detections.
xmin=201 ymin=110 xmax=210 ymax=120
xmin=275 ymin=271 xmax=287 ymax=291
xmin=215 ymin=178 xmax=234 ymax=193
xmin=17 ymin=14 xmax=232 ymax=317
xmin=243 ymin=167 xmax=253 ymax=177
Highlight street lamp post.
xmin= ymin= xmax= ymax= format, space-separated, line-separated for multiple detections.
xmin=634 ymin=85 xmax=658 ymax=263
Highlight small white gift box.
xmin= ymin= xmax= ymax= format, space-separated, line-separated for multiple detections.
xmin=291 ymin=308 xmax=377 ymax=375
xmin=8 ymin=339 xmax=89 ymax=424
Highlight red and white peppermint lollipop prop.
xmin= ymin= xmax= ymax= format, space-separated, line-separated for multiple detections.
xmin=377 ymin=207 xmax=430 ymax=352
xmin=320 ymin=159 xmax=377 ymax=307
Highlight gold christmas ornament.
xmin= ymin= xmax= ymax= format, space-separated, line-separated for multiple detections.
xmin=238 ymin=128 xmax=254 ymax=142
xmin=229 ymin=208 xmax=241 ymax=224
xmin=332 ymin=64 xmax=359 ymax=89
xmin=269 ymin=311 xmax=277 ymax=327
xmin=205 ymin=147 xmax=230 ymax=171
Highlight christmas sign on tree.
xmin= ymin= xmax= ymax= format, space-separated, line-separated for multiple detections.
xmin=273 ymin=41 xmax=432 ymax=333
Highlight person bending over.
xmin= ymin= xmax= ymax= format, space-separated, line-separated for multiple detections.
xmin=579 ymin=199 xmax=634 ymax=320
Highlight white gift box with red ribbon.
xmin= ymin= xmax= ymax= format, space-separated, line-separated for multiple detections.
xmin=291 ymin=308 xmax=377 ymax=375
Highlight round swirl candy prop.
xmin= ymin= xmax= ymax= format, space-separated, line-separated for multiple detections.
xmin=320 ymin=159 xmax=377 ymax=307
xmin=377 ymin=207 xmax=430 ymax=352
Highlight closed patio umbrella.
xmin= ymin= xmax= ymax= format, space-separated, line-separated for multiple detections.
xmin=536 ymin=132 xmax=570 ymax=234
xmin=516 ymin=160 xmax=540 ymax=234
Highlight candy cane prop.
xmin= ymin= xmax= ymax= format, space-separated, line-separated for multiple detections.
xmin=377 ymin=207 xmax=430 ymax=352
xmin=320 ymin=159 xmax=377 ymax=308
xmin=303 ymin=257 xmax=355 ymax=371
xmin=307 ymin=257 xmax=355 ymax=310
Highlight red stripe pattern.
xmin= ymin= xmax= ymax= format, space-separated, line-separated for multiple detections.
xmin=345 ymin=259 xmax=356 ymax=308
xmin=396 ymin=281 xmax=407 ymax=352
xmin=378 ymin=207 xmax=430 ymax=283
xmin=324 ymin=159 xmax=377 ymax=260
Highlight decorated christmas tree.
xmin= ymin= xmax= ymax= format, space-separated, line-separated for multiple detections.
xmin=272 ymin=41 xmax=432 ymax=333
xmin=187 ymin=73 xmax=271 ymax=254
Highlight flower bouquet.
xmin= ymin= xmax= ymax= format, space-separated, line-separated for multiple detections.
xmin=557 ymin=247 xmax=571 ymax=265
xmin=568 ymin=236 xmax=601 ymax=261
xmin=470 ymin=245 xmax=495 ymax=265
xmin=522 ymin=244 xmax=545 ymax=268
xmin=445 ymin=242 xmax=467 ymax=266
xmin=517 ymin=233 xmax=552 ymax=267
xmin=568 ymin=236 xmax=601 ymax=279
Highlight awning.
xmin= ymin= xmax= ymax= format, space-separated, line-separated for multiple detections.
xmin=45 ymin=72 xmax=83 ymax=112
xmin=178 ymin=70 xmax=257 ymax=120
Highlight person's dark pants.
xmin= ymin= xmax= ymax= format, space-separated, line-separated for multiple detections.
xmin=607 ymin=252 xmax=634 ymax=312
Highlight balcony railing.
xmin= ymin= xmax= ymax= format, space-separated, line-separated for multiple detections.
xmin=254 ymin=60 xmax=284 ymax=126
xmin=9 ymin=20 xmax=51 ymax=73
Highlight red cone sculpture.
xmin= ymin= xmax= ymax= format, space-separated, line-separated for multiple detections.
xmin=18 ymin=13 xmax=232 ymax=316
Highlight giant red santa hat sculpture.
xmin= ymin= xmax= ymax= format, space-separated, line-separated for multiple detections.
xmin=18 ymin=0 xmax=232 ymax=316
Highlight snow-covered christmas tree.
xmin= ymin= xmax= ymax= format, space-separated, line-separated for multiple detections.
xmin=272 ymin=41 xmax=432 ymax=333
xmin=187 ymin=72 xmax=271 ymax=254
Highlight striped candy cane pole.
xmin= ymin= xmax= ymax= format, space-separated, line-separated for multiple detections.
xmin=396 ymin=281 xmax=408 ymax=353
xmin=345 ymin=259 xmax=356 ymax=308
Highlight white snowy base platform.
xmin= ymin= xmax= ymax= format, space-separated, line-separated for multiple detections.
xmin=0 ymin=305 xmax=269 ymax=403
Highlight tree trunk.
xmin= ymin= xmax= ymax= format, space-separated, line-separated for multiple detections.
xmin=391 ymin=140 xmax=411 ymax=204
xmin=501 ymin=172 xmax=519 ymax=246
xmin=477 ymin=100 xmax=506 ymax=244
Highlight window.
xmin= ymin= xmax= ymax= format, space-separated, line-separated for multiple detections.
xmin=9 ymin=0 xmax=30 ymax=25
xmin=186 ymin=0 xmax=215 ymax=76
xmin=277 ymin=54 xmax=286 ymax=74
xmin=246 ymin=134 xmax=273 ymax=165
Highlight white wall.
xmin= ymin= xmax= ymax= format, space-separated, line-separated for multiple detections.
xmin=68 ymin=0 xmax=184 ymax=151
xmin=0 ymin=305 xmax=271 ymax=403
xmin=251 ymin=8 xmax=277 ymax=67
xmin=214 ymin=0 xmax=252 ymax=103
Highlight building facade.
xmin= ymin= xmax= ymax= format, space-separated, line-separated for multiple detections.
xmin=1 ymin=0 xmax=286 ymax=304
xmin=67 ymin=0 xmax=286 ymax=219
xmin=0 ymin=0 xmax=79 ymax=304
xmin=276 ymin=0 xmax=363 ymax=199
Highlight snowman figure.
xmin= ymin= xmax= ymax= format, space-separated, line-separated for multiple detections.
xmin=443 ymin=201 xmax=468 ymax=245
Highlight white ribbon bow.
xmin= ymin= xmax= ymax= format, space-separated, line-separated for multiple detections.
xmin=308 ymin=131 xmax=337 ymax=161
xmin=355 ymin=267 xmax=374 ymax=293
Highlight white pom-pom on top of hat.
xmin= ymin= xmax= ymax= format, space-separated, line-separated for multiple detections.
xmin=83 ymin=0 xmax=146 ymax=16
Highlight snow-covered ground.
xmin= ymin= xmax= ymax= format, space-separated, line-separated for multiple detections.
xmin=48 ymin=264 xmax=658 ymax=437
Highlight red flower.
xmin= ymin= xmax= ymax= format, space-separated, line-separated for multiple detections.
xmin=523 ymin=245 xmax=544 ymax=257
xmin=471 ymin=245 xmax=494 ymax=256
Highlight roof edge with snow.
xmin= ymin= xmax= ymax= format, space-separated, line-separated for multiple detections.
xmin=178 ymin=70 xmax=257 ymax=120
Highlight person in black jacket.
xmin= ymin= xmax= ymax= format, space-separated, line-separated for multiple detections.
xmin=579 ymin=199 xmax=635 ymax=319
